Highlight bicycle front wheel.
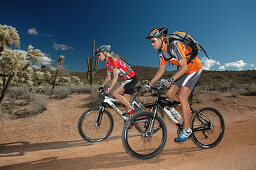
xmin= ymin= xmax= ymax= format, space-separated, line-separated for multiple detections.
xmin=191 ymin=107 xmax=225 ymax=148
xmin=122 ymin=111 xmax=167 ymax=160
xmin=134 ymin=103 xmax=164 ymax=133
xmin=78 ymin=107 xmax=114 ymax=142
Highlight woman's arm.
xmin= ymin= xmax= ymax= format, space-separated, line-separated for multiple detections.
xmin=101 ymin=71 xmax=111 ymax=87
xmin=109 ymin=68 xmax=118 ymax=90
xmin=149 ymin=64 xmax=165 ymax=86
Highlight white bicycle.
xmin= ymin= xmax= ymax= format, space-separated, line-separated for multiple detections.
xmin=78 ymin=86 xmax=164 ymax=142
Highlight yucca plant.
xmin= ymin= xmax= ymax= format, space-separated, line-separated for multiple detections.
xmin=51 ymin=55 xmax=65 ymax=95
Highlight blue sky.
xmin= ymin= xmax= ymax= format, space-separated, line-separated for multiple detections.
xmin=1 ymin=0 xmax=256 ymax=71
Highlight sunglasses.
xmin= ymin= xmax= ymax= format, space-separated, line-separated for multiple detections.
xmin=151 ymin=39 xmax=157 ymax=43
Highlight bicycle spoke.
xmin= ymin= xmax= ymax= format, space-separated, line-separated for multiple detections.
xmin=123 ymin=112 xmax=167 ymax=159
xmin=191 ymin=107 xmax=225 ymax=148
xmin=78 ymin=108 xmax=113 ymax=142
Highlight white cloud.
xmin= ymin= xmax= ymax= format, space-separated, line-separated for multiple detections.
xmin=27 ymin=28 xmax=38 ymax=36
xmin=40 ymin=52 xmax=54 ymax=65
xmin=201 ymin=57 xmax=220 ymax=70
xmin=218 ymin=66 xmax=225 ymax=70
xmin=225 ymin=60 xmax=246 ymax=71
xmin=250 ymin=64 xmax=254 ymax=67
xmin=53 ymin=41 xmax=74 ymax=51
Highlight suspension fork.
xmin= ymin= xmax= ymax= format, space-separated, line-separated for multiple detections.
xmin=96 ymin=106 xmax=105 ymax=126
xmin=146 ymin=92 xmax=161 ymax=132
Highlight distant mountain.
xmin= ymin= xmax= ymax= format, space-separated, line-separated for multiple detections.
xmin=70 ymin=65 xmax=256 ymax=87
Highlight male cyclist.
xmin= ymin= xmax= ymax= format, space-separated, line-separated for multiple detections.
xmin=146 ymin=28 xmax=203 ymax=143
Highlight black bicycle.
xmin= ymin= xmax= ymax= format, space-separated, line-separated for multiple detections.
xmin=78 ymin=86 xmax=164 ymax=142
xmin=122 ymin=81 xmax=225 ymax=159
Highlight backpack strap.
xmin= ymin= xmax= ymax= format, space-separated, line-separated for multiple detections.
xmin=198 ymin=44 xmax=209 ymax=59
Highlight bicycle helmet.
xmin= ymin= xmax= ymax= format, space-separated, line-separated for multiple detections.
xmin=146 ymin=28 xmax=168 ymax=39
xmin=95 ymin=45 xmax=111 ymax=55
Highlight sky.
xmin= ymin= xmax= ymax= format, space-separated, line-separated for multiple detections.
xmin=1 ymin=0 xmax=256 ymax=72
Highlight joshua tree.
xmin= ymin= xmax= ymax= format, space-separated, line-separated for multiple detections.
xmin=87 ymin=40 xmax=99 ymax=85
xmin=51 ymin=55 xmax=65 ymax=95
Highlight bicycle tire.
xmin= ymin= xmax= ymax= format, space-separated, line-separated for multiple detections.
xmin=134 ymin=103 xmax=164 ymax=133
xmin=122 ymin=111 xmax=167 ymax=160
xmin=78 ymin=107 xmax=114 ymax=142
xmin=191 ymin=107 xmax=225 ymax=148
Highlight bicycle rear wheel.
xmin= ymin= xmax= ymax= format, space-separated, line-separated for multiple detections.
xmin=191 ymin=107 xmax=225 ymax=148
xmin=122 ymin=111 xmax=167 ymax=160
xmin=78 ymin=107 xmax=114 ymax=142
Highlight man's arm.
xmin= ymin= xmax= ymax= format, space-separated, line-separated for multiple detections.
xmin=149 ymin=64 xmax=165 ymax=86
xmin=172 ymin=58 xmax=187 ymax=81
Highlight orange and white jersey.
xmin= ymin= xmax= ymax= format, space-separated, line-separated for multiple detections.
xmin=159 ymin=40 xmax=203 ymax=73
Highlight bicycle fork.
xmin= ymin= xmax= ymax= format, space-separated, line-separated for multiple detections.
xmin=143 ymin=105 xmax=158 ymax=137
xmin=95 ymin=106 xmax=105 ymax=126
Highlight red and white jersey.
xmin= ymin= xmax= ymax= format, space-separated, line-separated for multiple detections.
xmin=106 ymin=57 xmax=135 ymax=80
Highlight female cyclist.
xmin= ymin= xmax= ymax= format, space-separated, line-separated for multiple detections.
xmin=96 ymin=45 xmax=137 ymax=117
xmin=146 ymin=28 xmax=203 ymax=143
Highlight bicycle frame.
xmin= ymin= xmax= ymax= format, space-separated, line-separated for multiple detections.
xmin=146 ymin=83 xmax=199 ymax=132
xmin=99 ymin=87 xmax=145 ymax=121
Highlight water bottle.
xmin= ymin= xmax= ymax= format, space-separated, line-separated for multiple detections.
xmin=164 ymin=106 xmax=181 ymax=123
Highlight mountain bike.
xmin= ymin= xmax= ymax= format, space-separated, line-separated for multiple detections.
xmin=122 ymin=81 xmax=225 ymax=159
xmin=78 ymin=86 xmax=164 ymax=142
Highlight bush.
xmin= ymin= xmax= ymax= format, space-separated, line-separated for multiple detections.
xmin=26 ymin=93 xmax=47 ymax=116
xmin=8 ymin=87 xmax=30 ymax=99
xmin=243 ymin=84 xmax=256 ymax=96
xmin=68 ymin=84 xmax=92 ymax=94
xmin=53 ymin=87 xmax=71 ymax=99
xmin=34 ymin=85 xmax=52 ymax=95
xmin=87 ymin=85 xmax=100 ymax=107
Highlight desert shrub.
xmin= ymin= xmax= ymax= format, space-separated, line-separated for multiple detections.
xmin=26 ymin=93 xmax=47 ymax=116
xmin=54 ymin=87 xmax=71 ymax=99
xmin=8 ymin=86 xmax=30 ymax=99
xmin=40 ymin=85 xmax=52 ymax=95
xmin=68 ymin=84 xmax=92 ymax=94
xmin=87 ymin=85 xmax=100 ymax=107
xmin=33 ymin=85 xmax=52 ymax=95
xmin=243 ymin=84 xmax=256 ymax=96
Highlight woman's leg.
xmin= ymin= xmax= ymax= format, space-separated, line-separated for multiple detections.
xmin=123 ymin=93 xmax=131 ymax=103
xmin=113 ymin=86 xmax=133 ymax=109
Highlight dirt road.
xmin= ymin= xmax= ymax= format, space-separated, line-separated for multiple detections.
xmin=0 ymin=92 xmax=255 ymax=169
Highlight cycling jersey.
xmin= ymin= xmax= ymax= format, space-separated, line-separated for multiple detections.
xmin=159 ymin=40 xmax=203 ymax=73
xmin=106 ymin=57 xmax=135 ymax=80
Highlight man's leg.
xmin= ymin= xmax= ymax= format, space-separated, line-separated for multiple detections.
xmin=178 ymin=86 xmax=192 ymax=129
xmin=166 ymin=84 xmax=180 ymax=101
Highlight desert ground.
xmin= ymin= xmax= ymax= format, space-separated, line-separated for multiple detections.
xmin=0 ymin=91 xmax=256 ymax=170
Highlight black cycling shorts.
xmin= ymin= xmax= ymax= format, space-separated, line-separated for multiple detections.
xmin=120 ymin=75 xmax=137 ymax=94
